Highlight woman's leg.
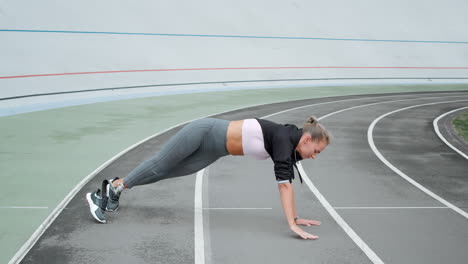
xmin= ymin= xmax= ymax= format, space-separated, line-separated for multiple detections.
xmin=140 ymin=139 xmax=226 ymax=182
xmin=123 ymin=117 xmax=230 ymax=188
xmin=87 ymin=118 xmax=230 ymax=223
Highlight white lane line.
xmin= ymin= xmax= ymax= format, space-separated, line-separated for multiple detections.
xmin=433 ymin=106 xmax=468 ymax=160
xmin=0 ymin=206 xmax=48 ymax=209
xmin=204 ymin=208 xmax=272 ymax=210
xmin=319 ymin=96 xmax=466 ymax=120
xmin=195 ymin=169 xmax=206 ymax=264
xmin=368 ymin=100 xmax=468 ymax=219
xmin=261 ymin=92 xmax=468 ymax=119
xmin=334 ymin=207 xmax=449 ymax=210
xmin=297 ymin=163 xmax=384 ymax=264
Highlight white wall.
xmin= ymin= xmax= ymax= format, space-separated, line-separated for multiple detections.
xmin=1 ymin=0 xmax=468 ymax=101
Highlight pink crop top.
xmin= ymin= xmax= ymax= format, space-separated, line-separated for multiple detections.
xmin=242 ymin=119 xmax=270 ymax=160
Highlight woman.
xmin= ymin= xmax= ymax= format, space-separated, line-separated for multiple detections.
xmin=87 ymin=116 xmax=331 ymax=239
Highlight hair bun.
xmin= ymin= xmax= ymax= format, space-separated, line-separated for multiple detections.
xmin=307 ymin=116 xmax=318 ymax=125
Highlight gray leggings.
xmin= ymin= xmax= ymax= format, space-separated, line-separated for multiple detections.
xmin=123 ymin=118 xmax=230 ymax=188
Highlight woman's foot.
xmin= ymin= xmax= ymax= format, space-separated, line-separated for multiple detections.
xmin=86 ymin=179 xmax=111 ymax=223
xmin=106 ymin=177 xmax=122 ymax=212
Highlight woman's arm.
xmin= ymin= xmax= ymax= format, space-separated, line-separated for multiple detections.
xmin=278 ymin=182 xmax=297 ymax=226
xmin=278 ymin=183 xmax=318 ymax=240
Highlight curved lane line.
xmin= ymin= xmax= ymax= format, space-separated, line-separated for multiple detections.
xmin=9 ymin=91 xmax=467 ymax=264
xmin=433 ymin=106 xmax=468 ymax=160
xmin=368 ymin=100 xmax=468 ymax=219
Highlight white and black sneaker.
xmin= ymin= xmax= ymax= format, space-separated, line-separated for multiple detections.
xmin=86 ymin=180 xmax=109 ymax=223
xmin=106 ymin=177 xmax=121 ymax=212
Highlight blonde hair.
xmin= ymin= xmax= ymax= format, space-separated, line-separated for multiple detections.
xmin=303 ymin=116 xmax=331 ymax=144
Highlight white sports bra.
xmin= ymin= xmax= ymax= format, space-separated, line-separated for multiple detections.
xmin=242 ymin=119 xmax=270 ymax=160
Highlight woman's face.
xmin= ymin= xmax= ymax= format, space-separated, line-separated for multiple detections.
xmin=296 ymin=134 xmax=328 ymax=160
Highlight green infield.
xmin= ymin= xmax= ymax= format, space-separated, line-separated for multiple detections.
xmin=453 ymin=110 xmax=468 ymax=142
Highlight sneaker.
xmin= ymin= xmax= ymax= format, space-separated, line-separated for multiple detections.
xmin=86 ymin=180 xmax=109 ymax=223
xmin=106 ymin=177 xmax=121 ymax=212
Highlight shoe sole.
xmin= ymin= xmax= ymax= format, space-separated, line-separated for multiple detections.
xmin=86 ymin=193 xmax=107 ymax=224
xmin=106 ymin=181 xmax=120 ymax=212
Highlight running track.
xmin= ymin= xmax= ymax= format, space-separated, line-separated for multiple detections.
xmin=17 ymin=91 xmax=468 ymax=264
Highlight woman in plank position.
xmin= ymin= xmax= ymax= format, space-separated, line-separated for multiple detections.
xmin=87 ymin=116 xmax=331 ymax=239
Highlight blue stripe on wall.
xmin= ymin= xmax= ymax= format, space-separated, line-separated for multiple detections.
xmin=1 ymin=29 xmax=468 ymax=44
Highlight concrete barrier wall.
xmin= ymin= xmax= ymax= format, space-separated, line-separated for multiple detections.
xmin=1 ymin=0 xmax=468 ymax=100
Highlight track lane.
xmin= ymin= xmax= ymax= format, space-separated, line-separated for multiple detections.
xmin=372 ymin=101 xmax=468 ymax=212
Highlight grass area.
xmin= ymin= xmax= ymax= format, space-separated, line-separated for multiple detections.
xmin=453 ymin=110 xmax=468 ymax=142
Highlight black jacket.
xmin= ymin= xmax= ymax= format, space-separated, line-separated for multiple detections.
xmin=256 ymin=118 xmax=304 ymax=183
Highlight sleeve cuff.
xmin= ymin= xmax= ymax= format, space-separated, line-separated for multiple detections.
xmin=277 ymin=180 xmax=290 ymax=184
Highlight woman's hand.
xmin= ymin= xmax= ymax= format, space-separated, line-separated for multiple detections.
xmin=295 ymin=218 xmax=321 ymax=226
xmin=289 ymin=224 xmax=319 ymax=240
